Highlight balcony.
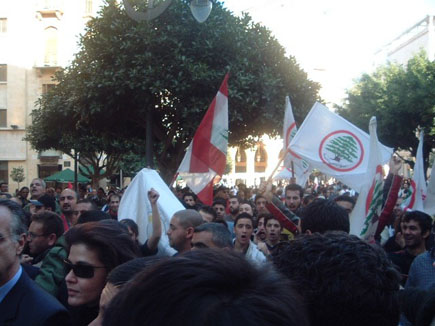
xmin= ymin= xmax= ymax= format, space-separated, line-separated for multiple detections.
xmin=36 ymin=0 xmax=64 ymax=20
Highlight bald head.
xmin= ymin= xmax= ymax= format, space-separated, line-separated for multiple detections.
xmin=174 ymin=209 xmax=204 ymax=229
xmin=60 ymin=189 xmax=78 ymax=221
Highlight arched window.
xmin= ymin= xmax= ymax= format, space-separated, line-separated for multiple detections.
xmin=254 ymin=143 xmax=268 ymax=173
xmin=235 ymin=147 xmax=247 ymax=173
xmin=44 ymin=27 xmax=58 ymax=66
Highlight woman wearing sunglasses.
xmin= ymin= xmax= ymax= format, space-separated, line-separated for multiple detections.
xmin=64 ymin=220 xmax=139 ymax=326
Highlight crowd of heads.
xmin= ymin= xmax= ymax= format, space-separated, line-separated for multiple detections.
xmin=0 ymin=174 xmax=434 ymax=326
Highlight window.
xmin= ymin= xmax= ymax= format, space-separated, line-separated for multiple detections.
xmin=0 ymin=18 xmax=6 ymax=33
xmin=235 ymin=147 xmax=247 ymax=173
xmin=42 ymin=84 xmax=55 ymax=94
xmin=38 ymin=164 xmax=62 ymax=179
xmin=64 ymin=161 xmax=71 ymax=167
xmin=0 ymin=65 xmax=6 ymax=82
xmin=44 ymin=27 xmax=58 ymax=66
xmin=254 ymin=143 xmax=268 ymax=173
xmin=0 ymin=109 xmax=6 ymax=127
xmin=0 ymin=161 xmax=8 ymax=183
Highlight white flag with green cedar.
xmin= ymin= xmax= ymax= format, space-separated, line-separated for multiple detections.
xmin=349 ymin=117 xmax=384 ymax=241
xmin=289 ymin=102 xmax=393 ymax=191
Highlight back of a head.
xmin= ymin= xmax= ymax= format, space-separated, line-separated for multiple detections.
xmin=77 ymin=210 xmax=110 ymax=224
xmin=107 ymin=257 xmax=163 ymax=287
xmin=65 ymin=221 xmax=139 ymax=273
xmin=103 ymin=250 xmax=309 ymax=326
xmin=174 ymin=209 xmax=204 ymax=229
xmin=273 ymin=232 xmax=400 ymax=326
xmin=194 ymin=223 xmax=233 ymax=249
xmin=301 ymin=199 xmax=350 ymax=233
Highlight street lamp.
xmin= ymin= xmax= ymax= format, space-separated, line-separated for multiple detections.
xmin=123 ymin=0 xmax=213 ymax=23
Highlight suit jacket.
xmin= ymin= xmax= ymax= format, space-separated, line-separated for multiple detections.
xmin=0 ymin=270 xmax=71 ymax=326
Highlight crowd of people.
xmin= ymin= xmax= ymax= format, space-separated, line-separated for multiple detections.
xmin=0 ymin=163 xmax=434 ymax=326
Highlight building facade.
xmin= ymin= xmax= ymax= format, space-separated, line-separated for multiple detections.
xmin=0 ymin=0 xmax=102 ymax=193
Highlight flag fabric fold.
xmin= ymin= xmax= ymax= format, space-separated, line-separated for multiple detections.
xmin=274 ymin=96 xmax=312 ymax=186
xmin=349 ymin=117 xmax=384 ymax=242
xmin=289 ymin=102 xmax=393 ymax=191
xmin=403 ymin=131 xmax=426 ymax=211
xmin=423 ymin=158 xmax=435 ymax=215
xmin=118 ymin=168 xmax=183 ymax=257
xmin=177 ymin=73 xmax=229 ymax=205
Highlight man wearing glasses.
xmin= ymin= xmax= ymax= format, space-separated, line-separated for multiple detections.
xmin=0 ymin=199 xmax=70 ymax=325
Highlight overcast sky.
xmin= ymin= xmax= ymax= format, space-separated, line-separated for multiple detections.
xmin=222 ymin=0 xmax=435 ymax=105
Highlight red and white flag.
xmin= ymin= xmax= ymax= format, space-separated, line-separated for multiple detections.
xmin=350 ymin=117 xmax=384 ymax=242
xmin=403 ymin=131 xmax=426 ymax=211
xmin=177 ymin=74 xmax=229 ymax=205
xmin=274 ymin=96 xmax=312 ymax=186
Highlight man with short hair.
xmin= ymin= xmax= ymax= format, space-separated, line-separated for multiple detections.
xmin=59 ymin=188 xmax=78 ymax=231
xmin=212 ymin=198 xmax=226 ymax=220
xmin=182 ymin=193 xmax=197 ymax=209
xmin=27 ymin=212 xmax=64 ymax=266
xmin=233 ymin=213 xmax=266 ymax=265
xmin=198 ymin=206 xmax=217 ymax=223
xmin=0 ymin=199 xmax=70 ymax=325
xmin=108 ymin=194 xmax=120 ymax=220
xmin=29 ymin=178 xmax=46 ymax=200
xmin=284 ymin=184 xmax=303 ymax=214
xmin=273 ymin=232 xmax=400 ymax=326
xmin=167 ymin=209 xmax=204 ymax=255
xmin=0 ymin=182 xmax=11 ymax=199
xmin=226 ymin=195 xmax=240 ymax=221
xmin=388 ymin=210 xmax=433 ymax=285
xmin=238 ymin=200 xmax=253 ymax=216
xmin=30 ymin=194 xmax=56 ymax=214
xmin=72 ymin=199 xmax=97 ymax=223
xmin=254 ymin=195 xmax=268 ymax=215
xmin=264 ymin=215 xmax=283 ymax=255
xmin=192 ymin=223 xmax=233 ymax=249
xmin=301 ymin=199 xmax=350 ymax=234
xmin=334 ymin=195 xmax=356 ymax=214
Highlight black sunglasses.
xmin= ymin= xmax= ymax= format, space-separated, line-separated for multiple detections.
xmin=64 ymin=259 xmax=106 ymax=279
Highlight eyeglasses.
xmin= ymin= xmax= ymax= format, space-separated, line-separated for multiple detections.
xmin=64 ymin=259 xmax=106 ymax=279
xmin=27 ymin=232 xmax=47 ymax=239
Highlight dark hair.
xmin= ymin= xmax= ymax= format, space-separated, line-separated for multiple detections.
xmin=402 ymin=211 xmax=433 ymax=235
xmin=31 ymin=211 xmax=64 ymax=238
xmin=254 ymin=195 xmax=266 ymax=204
xmin=300 ymin=199 xmax=350 ymax=234
xmin=285 ymin=184 xmax=304 ymax=198
xmin=103 ymin=250 xmax=309 ymax=326
xmin=120 ymin=219 xmax=139 ymax=238
xmin=273 ymin=232 xmax=400 ymax=326
xmin=212 ymin=198 xmax=226 ymax=207
xmin=109 ymin=194 xmax=121 ymax=202
xmin=76 ymin=199 xmax=98 ymax=210
xmin=229 ymin=195 xmax=239 ymax=201
xmin=77 ymin=210 xmax=110 ymax=224
xmin=263 ymin=214 xmax=282 ymax=230
xmin=0 ymin=199 xmax=27 ymax=240
xmin=107 ymin=257 xmax=163 ymax=287
xmin=65 ymin=221 xmax=139 ymax=273
xmin=194 ymin=223 xmax=233 ymax=249
xmin=302 ymin=194 xmax=315 ymax=206
xmin=182 ymin=192 xmax=196 ymax=201
xmin=334 ymin=195 xmax=356 ymax=207
xmin=198 ymin=205 xmax=217 ymax=220
xmin=37 ymin=194 xmax=57 ymax=211
xmin=234 ymin=213 xmax=254 ymax=227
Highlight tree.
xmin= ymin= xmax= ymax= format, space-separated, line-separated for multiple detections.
xmin=27 ymin=0 xmax=320 ymax=182
xmin=10 ymin=166 xmax=25 ymax=190
xmin=337 ymin=51 xmax=435 ymax=170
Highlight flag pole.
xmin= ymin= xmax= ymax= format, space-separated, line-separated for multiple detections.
xmin=267 ymin=156 xmax=285 ymax=183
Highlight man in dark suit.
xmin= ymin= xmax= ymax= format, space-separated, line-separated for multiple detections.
xmin=0 ymin=199 xmax=70 ymax=325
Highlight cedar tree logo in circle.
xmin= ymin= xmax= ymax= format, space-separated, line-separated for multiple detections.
xmin=319 ymin=130 xmax=364 ymax=172
xmin=285 ymin=122 xmax=302 ymax=159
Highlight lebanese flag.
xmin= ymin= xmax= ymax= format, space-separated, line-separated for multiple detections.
xmin=403 ymin=131 xmax=426 ymax=211
xmin=350 ymin=117 xmax=384 ymax=242
xmin=274 ymin=96 xmax=312 ymax=186
xmin=177 ymin=74 xmax=229 ymax=205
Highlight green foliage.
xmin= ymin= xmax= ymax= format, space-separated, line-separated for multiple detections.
xmin=337 ymin=51 xmax=435 ymax=169
xmin=27 ymin=0 xmax=320 ymax=181
xmin=10 ymin=166 xmax=25 ymax=188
